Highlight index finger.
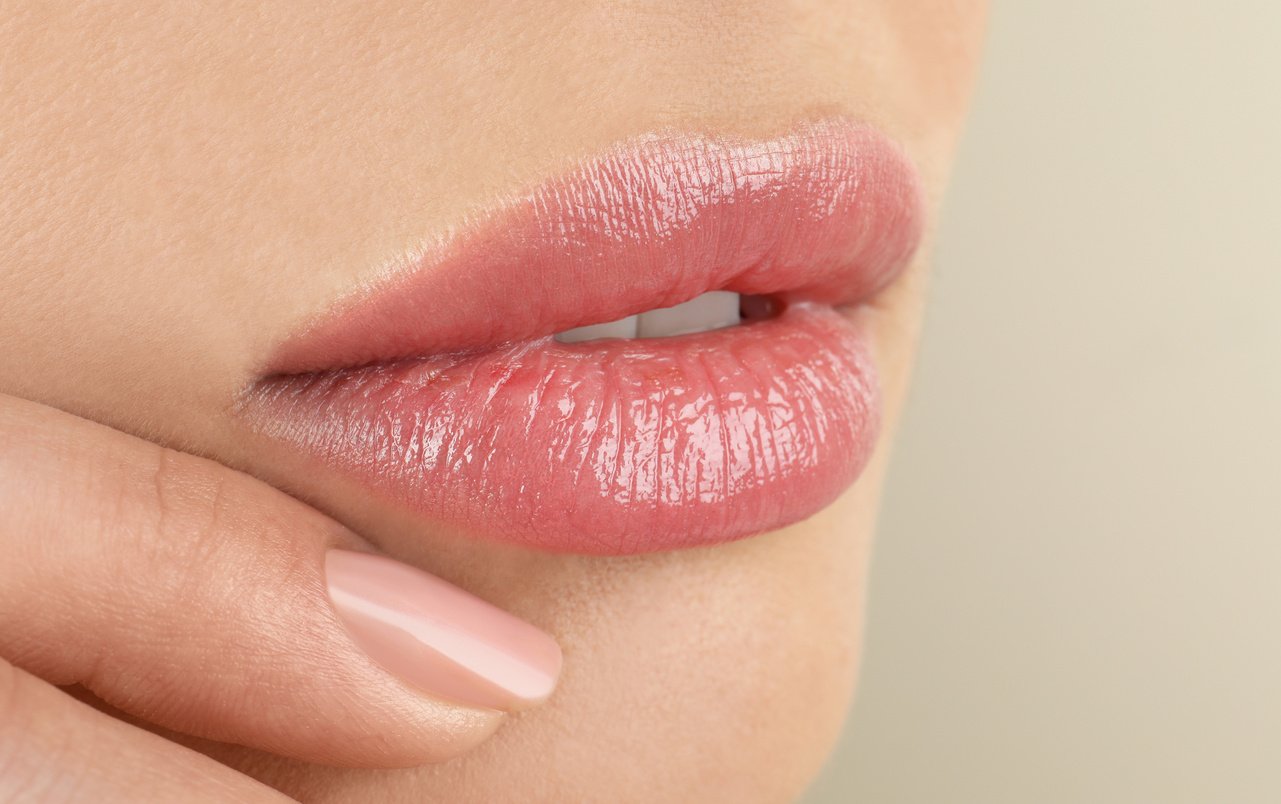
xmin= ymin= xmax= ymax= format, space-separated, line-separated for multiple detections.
xmin=0 ymin=394 xmax=562 ymax=768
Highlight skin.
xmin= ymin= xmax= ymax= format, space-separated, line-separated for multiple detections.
xmin=0 ymin=2 xmax=985 ymax=802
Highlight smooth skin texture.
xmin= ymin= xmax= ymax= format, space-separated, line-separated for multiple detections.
xmin=0 ymin=2 xmax=986 ymax=802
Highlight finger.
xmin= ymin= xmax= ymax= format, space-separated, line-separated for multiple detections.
xmin=0 ymin=394 xmax=562 ymax=768
xmin=0 ymin=659 xmax=291 ymax=803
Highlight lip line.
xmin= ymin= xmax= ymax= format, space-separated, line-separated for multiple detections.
xmin=263 ymin=117 xmax=923 ymax=378
xmin=265 ymin=292 xmax=859 ymax=380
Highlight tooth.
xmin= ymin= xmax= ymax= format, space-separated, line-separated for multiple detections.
xmin=554 ymin=314 xmax=639 ymax=343
xmin=636 ymin=291 xmax=740 ymax=338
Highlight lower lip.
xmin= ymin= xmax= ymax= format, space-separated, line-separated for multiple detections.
xmin=248 ymin=302 xmax=880 ymax=554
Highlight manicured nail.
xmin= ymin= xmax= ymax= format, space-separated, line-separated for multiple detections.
xmin=325 ymin=549 xmax=562 ymax=711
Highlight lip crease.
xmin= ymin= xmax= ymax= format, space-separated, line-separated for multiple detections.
xmin=242 ymin=118 xmax=924 ymax=555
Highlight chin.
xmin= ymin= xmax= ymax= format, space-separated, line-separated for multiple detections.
xmin=213 ymin=492 xmax=874 ymax=803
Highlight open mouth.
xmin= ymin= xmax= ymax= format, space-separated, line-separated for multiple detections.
xmin=553 ymin=290 xmax=767 ymax=343
xmin=241 ymin=118 xmax=924 ymax=555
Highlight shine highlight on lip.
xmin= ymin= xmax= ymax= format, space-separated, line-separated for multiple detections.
xmin=243 ymin=118 xmax=924 ymax=555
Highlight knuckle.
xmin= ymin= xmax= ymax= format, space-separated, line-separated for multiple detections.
xmin=132 ymin=446 xmax=239 ymax=587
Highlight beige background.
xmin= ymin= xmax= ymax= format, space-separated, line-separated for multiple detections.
xmin=805 ymin=3 xmax=1281 ymax=802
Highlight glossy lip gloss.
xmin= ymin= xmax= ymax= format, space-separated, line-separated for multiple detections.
xmin=241 ymin=118 xmax=924 ymax=555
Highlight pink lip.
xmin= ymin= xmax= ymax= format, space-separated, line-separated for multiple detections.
xmin=243 ymin=118 xmax=924 ymax=555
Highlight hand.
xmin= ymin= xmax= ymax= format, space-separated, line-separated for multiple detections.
xmin=0 ymin=394 xmax=560 ymax=801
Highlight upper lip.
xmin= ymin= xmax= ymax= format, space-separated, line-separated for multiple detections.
xmin=266 ymin=117 xmax=923 ymax=377
xmin=244 ymin=117 xmax=924 ymax=555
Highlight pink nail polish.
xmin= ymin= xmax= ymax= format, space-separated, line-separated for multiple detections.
xmin=325 ymin=550 xmax=562 ymax=712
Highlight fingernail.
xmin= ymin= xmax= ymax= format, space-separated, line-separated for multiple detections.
xmin=325 ymin=550 xmax=562 ymax=712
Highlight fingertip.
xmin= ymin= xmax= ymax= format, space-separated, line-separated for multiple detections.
xmin=324 ymin=550 xmax=563 ymax=715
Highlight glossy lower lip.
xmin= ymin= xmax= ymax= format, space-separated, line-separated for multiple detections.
xmin=242 ymin=118 xmax=924 ymax=555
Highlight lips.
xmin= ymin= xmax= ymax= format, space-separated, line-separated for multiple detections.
xmin=242 ymin=118 xmax=924 ymax=555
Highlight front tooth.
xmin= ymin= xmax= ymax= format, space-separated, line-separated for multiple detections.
xmin=636 ymin=291 xmax=740 ymax=338
xmin=554 ymin=314 xmax=639 ymax=343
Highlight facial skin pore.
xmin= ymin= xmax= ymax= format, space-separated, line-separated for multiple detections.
xmin=0 ymin=2 xmax=986 ymax=800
